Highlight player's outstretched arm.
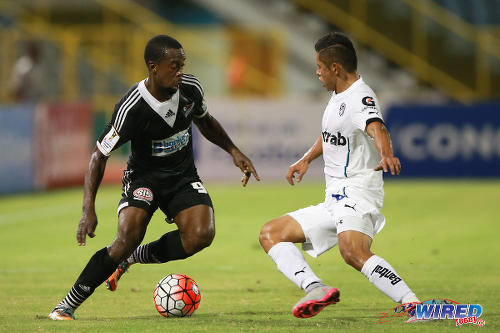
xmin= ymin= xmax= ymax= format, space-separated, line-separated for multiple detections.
xmin=77 ymin=148 xmax=109 ymax=246
xmin=366 ymin=121 xmax=401 ymax=175
xmin=194 ymin=113 xmax=260 ymax=186
xmin=286 ymin=136 xmax=323 ymax=185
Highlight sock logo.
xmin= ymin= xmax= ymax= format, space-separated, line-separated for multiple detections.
xmin=78 ymin=284 xmax=91 ymax=293
xmin=294 ymin=266 xmax=306 ymax=276
xmin=372 ymin=265 xmax=402 ymax=285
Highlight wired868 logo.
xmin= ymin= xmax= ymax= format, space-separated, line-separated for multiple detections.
xmin=378 ymin=299 xmax=486 ymax=326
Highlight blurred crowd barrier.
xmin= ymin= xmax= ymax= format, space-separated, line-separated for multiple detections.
xmin=2 ymin=98 xmax=499 ymax=195
xmin=0 ymin=102 xmax=91 ymax=194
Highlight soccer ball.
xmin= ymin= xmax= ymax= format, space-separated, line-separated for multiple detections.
xmin=153 ymin=274 xmax=201 ymax=317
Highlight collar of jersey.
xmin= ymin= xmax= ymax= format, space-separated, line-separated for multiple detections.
xmin=138 ymin=79 xmax=179 ymax=127
xmin=332 ymin=76 xmax=364 ymax=101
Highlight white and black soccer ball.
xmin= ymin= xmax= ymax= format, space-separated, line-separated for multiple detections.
xmin=153 ymin=274 xmax=201 ymax=317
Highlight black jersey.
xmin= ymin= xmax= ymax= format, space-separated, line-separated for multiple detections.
xmin=97 ymin=74 xmax=208 ymax=176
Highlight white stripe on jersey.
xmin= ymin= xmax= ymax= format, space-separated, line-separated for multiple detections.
xmin=182 ymin=75 xmax=204 ymax=96
xmin=114 ymin=88 xmax=141 ymax=132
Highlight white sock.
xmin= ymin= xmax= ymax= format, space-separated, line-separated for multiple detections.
xmin=268 ymin=242 xmax=322 ymax=290
xmin=361 ymin=255 xmax=419 ymax=303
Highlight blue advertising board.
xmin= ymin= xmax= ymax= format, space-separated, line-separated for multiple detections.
xmin=385 ymin=103 xmax=500 ymax=177
xmin=0 ymin=104 xmax=36 ymax=193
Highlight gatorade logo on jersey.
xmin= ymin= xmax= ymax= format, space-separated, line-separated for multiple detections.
xmin=322 ymin=131 xmax=347 ymax=146
xmin=362 ymin=96 xmax=376 ymax=106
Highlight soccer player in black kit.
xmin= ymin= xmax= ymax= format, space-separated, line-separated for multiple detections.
xmin=49 ymin=35 xmax=260 ymax=320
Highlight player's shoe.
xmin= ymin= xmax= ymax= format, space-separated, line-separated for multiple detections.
xmin=48 ymin=305 xmax=75 ymax=320
xmin=105 ymin=261 xmax=130 ymax=291
xmin=292 ymin=286 xmax=340 ymax=318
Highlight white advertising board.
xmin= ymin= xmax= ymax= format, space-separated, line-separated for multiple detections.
xmin=194 ymin=97 xmax=328 ymax=182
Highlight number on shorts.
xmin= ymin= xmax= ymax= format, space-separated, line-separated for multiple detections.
xmin=191 ymin=182 xmax=207 ymax=194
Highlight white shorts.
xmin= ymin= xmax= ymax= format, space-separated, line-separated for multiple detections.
xmin=288 ymin=186 xmax=386 ymax=258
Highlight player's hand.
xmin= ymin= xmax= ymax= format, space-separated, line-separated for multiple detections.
xmin=286 ymin=159 xmax=309 ymax=185
xmin=374 ymin=156 xmax=401 ymax=175
xmin=77 ymin=210 xmax=98 ymax=246
xmin=231 ymin=149 xmax=260 ymax=187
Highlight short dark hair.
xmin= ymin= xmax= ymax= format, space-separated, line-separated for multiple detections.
xmin=314 ymin=32 xmax=357 ymax=73
xmin=144 ymin=35 xmax=183 ymax=64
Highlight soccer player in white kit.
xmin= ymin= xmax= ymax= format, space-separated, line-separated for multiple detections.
xmin=259 ymin=32 xmax=421 ymax=320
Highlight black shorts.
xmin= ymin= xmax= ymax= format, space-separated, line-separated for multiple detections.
xmin=117 ymin=168 xmax=213 ymax=219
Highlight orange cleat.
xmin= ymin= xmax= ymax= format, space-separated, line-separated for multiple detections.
xmin=105 ymin=261 xmax=131 ymax=291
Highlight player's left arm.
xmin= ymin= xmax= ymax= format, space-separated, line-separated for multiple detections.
xmin=194 ymin=113 xmax=260 ymax=186
xmin=366 ymin=120 xmax=401 ymax=175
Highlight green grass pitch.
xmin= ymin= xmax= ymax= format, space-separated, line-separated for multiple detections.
xmin=0 ymin=180 xmax=499 ymax=332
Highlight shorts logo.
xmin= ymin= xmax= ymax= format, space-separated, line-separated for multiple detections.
xmin=371 ymin=265 xmax=402 ymax=285
xmin=133 ymin=187 xmax=153 ymax=203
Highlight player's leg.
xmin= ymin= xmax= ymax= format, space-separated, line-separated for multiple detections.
xmin=338 ymin=228 xmax=419 ymax=304
xmin=110 ymin=179 xmax=214 ymax=272
xmin=49 ymin=206 xmax=150 ymax=320
xmin=260 ymin=213 xmax=339 ymax=318
xmin=124 ymin=204 xmax=214 ymax=264
xmin=174 ymin=204 xmax=215 ymax=254
xmin=260 ymin=215 xmax=321 ymax=290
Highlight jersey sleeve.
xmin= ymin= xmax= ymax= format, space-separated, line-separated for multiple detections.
xmin=182 ymin=74 xmax=208 ymax=118
xmin=351 ymin=94 xmax=384 ymax=131
xmin=96 ymin=85 xmax=140 ymax=156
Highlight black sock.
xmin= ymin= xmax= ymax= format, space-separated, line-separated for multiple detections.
xmin=131 ymin=230 xmax=189 ymax=264
xmin=59 ymin=247 xmax=118 ymax=311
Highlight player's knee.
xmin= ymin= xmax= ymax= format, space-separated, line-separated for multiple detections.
xmin=339 ymin=247 xmax=357 ymax=267
xmin=110 ymin=227 xmax=145 ymax=261
xmin=259 ymin=221 xmax=276 ymax=247
xmin=182 ymin=223 xmax=215 ymax=254
xmin=339 ymin=245 xmax=370 ymax=271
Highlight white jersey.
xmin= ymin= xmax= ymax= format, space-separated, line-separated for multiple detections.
xmin=321 ymin=77 xmax=384 ymax=192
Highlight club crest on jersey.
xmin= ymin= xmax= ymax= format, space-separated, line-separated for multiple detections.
xmin=339 ymin=102 xmax=346 ymax=116
xmin=182 ymin=102 xmax=195 ymax=117
xmin=133 ymin=187 xmax=153 ymax=203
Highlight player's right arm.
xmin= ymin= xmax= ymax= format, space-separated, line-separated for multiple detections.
xmin=77 ymin=148 xmax=108 ymax=246
xmin=286 ymin=136 xmax=323 ymax=185
xmin=77 ymin=85 xmax=138 ymax=245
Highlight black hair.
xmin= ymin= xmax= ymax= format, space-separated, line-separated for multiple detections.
xmin=144 ymin=35 xmax=183 ymax=64
xmin=314 ymin=32 xmax=357 ymax=73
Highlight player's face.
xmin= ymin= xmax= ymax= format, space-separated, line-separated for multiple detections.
xmin=315 ymin=53 xmax=336 ymax=92
xmin=154 ymin=48 xmax=186 ymax=90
